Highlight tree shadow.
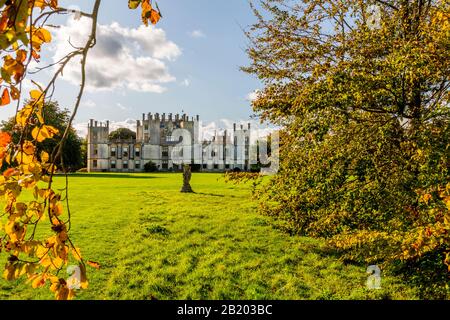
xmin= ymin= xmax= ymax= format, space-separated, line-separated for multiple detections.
xmin=61 ymin=173 xmax=160 ymax=179
xmin=194 ymin=192 xmax=227 ymax=197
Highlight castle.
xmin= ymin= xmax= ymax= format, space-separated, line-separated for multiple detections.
xmin=87 ymin=113 xmax=252 ymax=172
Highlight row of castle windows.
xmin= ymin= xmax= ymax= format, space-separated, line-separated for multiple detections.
xmin=94 ymin=146 xmax=141 ymax=158
xmin=94 ymin=143 xmax=249 ymax=159
xmin=92 ymin=160 xmax=141 ymax=169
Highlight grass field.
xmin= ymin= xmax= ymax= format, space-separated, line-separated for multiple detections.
xmin=0 ymin=173 xmax=418 ymax=300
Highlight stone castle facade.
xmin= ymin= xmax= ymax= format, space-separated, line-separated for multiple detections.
xmin=87 ymin=113 xmax=252 ymax=172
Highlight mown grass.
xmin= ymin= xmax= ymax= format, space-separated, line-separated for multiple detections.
xmin=0 ymin=173 xmax=418 ymax=300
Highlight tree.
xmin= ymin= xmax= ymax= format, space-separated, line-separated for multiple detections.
xmin=80 ymin=138 xmax=88 ymax=169
xmin=144 ymin=161 xmax=158 ymax=172
xmin=1 ymin=101 xmax=83 ymax=172
xmin=0 ymin=0 xmax=163 ymax=300
xmin=109 ymin=128 xmax=136 ymax=140
xmin=244 ymin=0 xmax=449 ymax=297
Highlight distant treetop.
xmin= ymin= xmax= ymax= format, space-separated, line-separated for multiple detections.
xmin=109 ymin=128 xmax=137 ymax=140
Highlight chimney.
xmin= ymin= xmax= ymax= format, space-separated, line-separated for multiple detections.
xmin=90 ymin=119 xmax=94 ymax=127
xmin=137 ymin=120 xmax=140 ymax=126
xmin=175 ymin=114 xmax=179 ymax=121
xmin=106 ymin=120 xmax=110 ymax=128
xmin=155 ymin=113 xmax=160 ymax=120
xmin=142 ymin=113 xmax=145 ymax=121
xmin=162 ymin=113 xmax=166 ymax=121
xmin=169 ymin=113 xmax=172 ymax=121
xmin=196 ymin=115 xmax=199 ymax=121
xmin=233 ymin=123 xmax=236 ymax=131
xmin=95 ymin=121 xmax=98 ymax=127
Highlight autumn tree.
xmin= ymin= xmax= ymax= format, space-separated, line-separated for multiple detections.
xmin=0 ymin=0 xmax=162 ymax=299
xmin=244 ymin=0 xmax=449 ymax=297
xmin=1 ymin=101 xmax=83 ymax=171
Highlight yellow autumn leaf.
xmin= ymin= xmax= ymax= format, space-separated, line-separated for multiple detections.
xmin=33 ymin=28 xmax=52 ymax=43
xmin=41 ymin=151 xmax=49 ymax=163
xmin=16 ymin=106 xmax=33 ymax=127
xmin=32 ymin=125 xmax=59 ymax=142
xmin=22 ymin=140 xmax=35 ymax=155
xmin=30 ymin=90 xmax=44 ymax=105
xmin=16 ymin=151 xmax=34 ymax=164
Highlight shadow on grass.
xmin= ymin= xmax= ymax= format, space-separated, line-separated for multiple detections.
xmin=60 ymin=173 xmax=161 ymax=179
xmin=194 ymin=192 xmax=226 ymax=197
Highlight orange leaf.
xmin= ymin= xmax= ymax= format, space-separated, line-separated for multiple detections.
xmin=3 ymin=168 xmax=18 ymax=178
xmin=86 ymin=260 xmax=101 ymax=269
xmin=10 ymin=86 xmax=20 ymax=100
xmin=16 ymin=50 xmax=27 ymax=63
xmin=1 ymin=88 xmax=10 ymax=106
xmin=0 ymin=132 xmax=11 ymax=147
xmin=149 ymin=9 xmax=161 ymax=25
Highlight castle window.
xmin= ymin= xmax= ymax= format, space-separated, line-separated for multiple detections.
xmin=144 ymin=125 xmax=148 ymax=130
xmin=135 ymin=161 xmax=140 ymax=169
xmin=166 ymin=135 xmax=174 ymax=142
xmin=214 ymin=164 xmax=219 ymax=169
xmin=94 ymin=148 xmax=98 ymax=155
xmin=160 ymin=123 xmax=165 ymax=128
xmin=111 ymin=147 xmax=116 ymax=157
xmin=211 ymin=150 xmax=216 ymax=157
xmin=93 ymin=160 xmax=97 ymax=168
xmin=123 ymin=147 xmax=129 ymax=158
xmin=162 ymin=160 xmax=168 ymax=169
xmin=135 ymin=147 xmax=140 ymax=157
xmin=162 ymin=146 xmax=169 ymax=157
xmin=179 ymin=148 xmax=183 ymax=157
xmin=234 ymin=136 xmax=237 ymax=145
xmin=111 ymin=160 xmax=116 ymax=169
xmin=123 ymin=161 xmax=128 ymax=169
xmin=225 ymin=164 xmax=230 ymax=169
xmin=202 ymin=164 xmax=207 ymax=169
xmin=245 ymin=137 xmax=250 ymax=145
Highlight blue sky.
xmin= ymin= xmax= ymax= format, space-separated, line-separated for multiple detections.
xmin=0 ymin=0 xmax=263 ymax=134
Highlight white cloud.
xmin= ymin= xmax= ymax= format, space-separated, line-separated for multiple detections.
xmin=51 ymin=17 xmax=181 ymax=93
xmin=82 ymin=99 xmax=96 ymax=108
xmin=116 ymin=103 xmax=130 ymax=111
xmin=199 ymin=119 xmax=278 ymax=144
xmin=246 ymin=90 xmax=260 ymax=102
xmin=181 ymin=79 xmax=190 ymax=87
xmin=74 ymin=118 xmax=137 ymax=137
xmin=73 ymin=122 xmax=88 ymax=137
xmin=188 ymin=30 xmax=206 ymax=38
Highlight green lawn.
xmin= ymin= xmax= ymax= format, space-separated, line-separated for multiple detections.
xmin=0 ymin=173 xmax=418 ymax=300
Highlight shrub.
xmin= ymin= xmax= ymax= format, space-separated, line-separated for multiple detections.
xmin=144 ymin=161 xmax=158 ymax=172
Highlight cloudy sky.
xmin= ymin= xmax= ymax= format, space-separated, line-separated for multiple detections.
xmin=0 ymin=0 xmax=265 ymax=136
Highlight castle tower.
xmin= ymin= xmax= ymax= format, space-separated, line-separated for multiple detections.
xmin=87 ymin=119 xmax=110 ymax=172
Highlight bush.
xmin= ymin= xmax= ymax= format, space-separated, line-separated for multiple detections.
xmin=144 ymin=161 xmax=158 ymax=172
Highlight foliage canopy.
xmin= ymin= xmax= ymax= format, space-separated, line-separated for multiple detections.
xmin=244 ymin=0 xmax=449 ymax=298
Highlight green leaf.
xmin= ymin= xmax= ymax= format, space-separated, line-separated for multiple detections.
xmin=128 ymin=0 xmax=141 ymax=9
